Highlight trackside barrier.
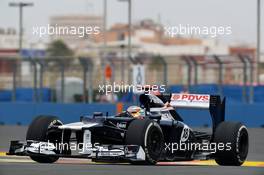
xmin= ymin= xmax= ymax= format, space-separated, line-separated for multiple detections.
xmin=0 ymin=103 xmax=264 ymax=127
xmin=0 ymin=103 xmax=116 ymax=125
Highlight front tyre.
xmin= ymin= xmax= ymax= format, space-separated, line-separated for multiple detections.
xmin=26 ymin=116 xmax=63 ymax=163
xmin=213 ymin=121 xmax=249 ymax=166
xmin=126 ymin=119 xmax=164 ymax=165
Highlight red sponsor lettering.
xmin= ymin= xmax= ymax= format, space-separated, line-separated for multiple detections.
xmin=182 ymin=94 xmax=188 ymax=100
xmin=171 ymin=94 xmax=209 ymax=102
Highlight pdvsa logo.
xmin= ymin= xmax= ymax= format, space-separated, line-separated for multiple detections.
xmin=171 ymin=94 xmax=209 ymax=102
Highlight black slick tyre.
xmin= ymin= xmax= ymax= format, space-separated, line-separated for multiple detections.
xmin=126 ymin=119 xmax=164 ymax=165
xmin=213 ymin=121 xmax=249 ymax=166
xmin=26 ymin=115 xmax=63 ymax=163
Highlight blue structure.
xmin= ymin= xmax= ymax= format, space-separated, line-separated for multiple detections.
xmin=0 ymin=103 xmax=116 ymax=125
xmin=20 ymin=49 xmax=46 ymax=57
xmin=0 ymin=102 xmax=263 ymax=127
xmin=0 ymin=88 xmax=51 ymax=102
xmin=0 ymin=84 xmax=264 ymax=127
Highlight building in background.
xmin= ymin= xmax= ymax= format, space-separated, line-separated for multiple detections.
xmin=95 ymin=19 xmax=230 ymax=56
xmin=0 ymin=27 xmax=47 ymax=89
xmin=94 ymin=19 xmax=244 ymax=85
xmin=0 ymin=28 xmax=19 ymax=89
xmin=50 ymin=15 xmax=103 ymax=52
xmin=0 ymin=28 xmax=19 ymax=51
xmin=0 ymin=18 xmax=258 ymax=91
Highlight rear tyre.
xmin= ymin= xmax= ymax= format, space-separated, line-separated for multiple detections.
xmin=26 ymin=116 xmax=63 ymax=163
xmin=126 ymin=119 xmax=164 ymax=165
xmin=213 ymin=121 xmax=249 ymax=166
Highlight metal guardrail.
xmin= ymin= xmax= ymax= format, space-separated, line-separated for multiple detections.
xmin=0 ymin=54 xmax=257 ymax=104
xmin=0 ymin=56 xmax=93 ymax=103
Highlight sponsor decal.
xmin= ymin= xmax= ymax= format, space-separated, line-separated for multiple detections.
xmin=180 ymin=125 xmax=190 ymax=142
xmin=117 ymin=122 xmax=127 ymax=129
xmin=171 ymin=94 xmax=209 ymax=102
xmin=170 ymin=94 xmax=210 ymax=109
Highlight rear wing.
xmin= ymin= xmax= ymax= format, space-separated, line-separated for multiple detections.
xmin=156 ymin=93 xmax=226 ymax=131
xmin=170 ymin=94 xmax=210 ymax=109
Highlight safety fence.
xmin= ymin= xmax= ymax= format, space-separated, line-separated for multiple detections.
xmin=0 ymin=54 xmax=257 ymax=104
xmin=1 ymin=84 xmax=263 ymax=104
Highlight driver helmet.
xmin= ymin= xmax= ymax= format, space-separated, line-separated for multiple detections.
xmin=127 ymin=106 xmax=144 ymax=118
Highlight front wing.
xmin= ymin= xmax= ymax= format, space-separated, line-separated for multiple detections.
xmin=8 ymin=140 xmax=146 ymax=162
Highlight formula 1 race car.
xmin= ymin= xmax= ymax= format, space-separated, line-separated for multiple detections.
xmin=8 ymin=93 xmax=249 ymax=166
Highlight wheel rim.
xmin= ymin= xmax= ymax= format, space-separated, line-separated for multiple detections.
xmin=46 ymin=120 xmax=63 ymax=153
xmin=147 ymin=128 xmax=163 ymax=157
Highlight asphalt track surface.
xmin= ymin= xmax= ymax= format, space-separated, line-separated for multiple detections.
xmin=0 ymin=126 xmax=264 ymax=175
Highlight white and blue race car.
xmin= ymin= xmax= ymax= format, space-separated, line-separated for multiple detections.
xmin=8 ymin=93 xmax=248 ymax=165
